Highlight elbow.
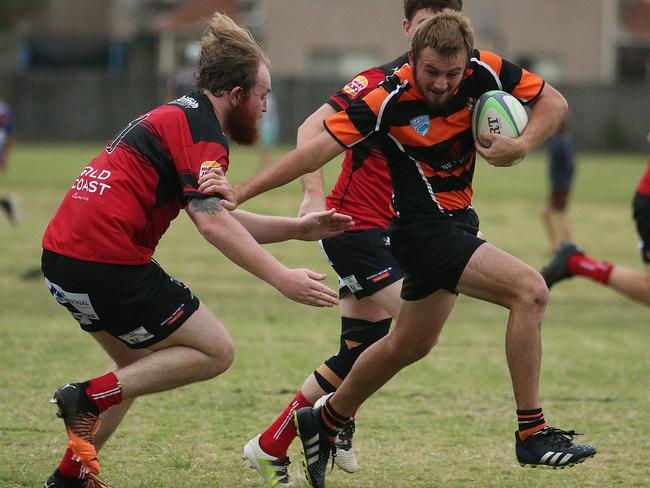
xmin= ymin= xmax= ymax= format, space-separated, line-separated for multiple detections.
xmin=557 ymin=95 xmax=569 ymax=119
xmin=195 ymin=219 xmax=220 ymax=245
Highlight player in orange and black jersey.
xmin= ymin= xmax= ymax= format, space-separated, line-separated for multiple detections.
xmin=39 ymin=13 xmax=352 ymax=488
xmin=202 ymin=10 xmax=596 ymax=486
xmin=542 ymin=128 xmax=650 ymax=306
xmin=239 ymin=2 xmax=463 ymax=484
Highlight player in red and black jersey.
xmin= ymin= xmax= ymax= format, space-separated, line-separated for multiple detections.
xmin=40 ymin=13 xmax=352 ymax=488
xmin=542 ymin=128 xmax=650 ymax=306
xmin=237 ymin=2 xmax=462 ymax=483
xmin=204 ymin=10 xmax=596 ymax=485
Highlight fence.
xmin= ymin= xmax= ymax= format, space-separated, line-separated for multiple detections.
xmin=1 ymin=72 xmax=649 ymax=151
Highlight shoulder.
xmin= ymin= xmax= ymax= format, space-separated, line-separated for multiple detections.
xmin=167 ymin=92 xmax=227 ymax=145
xmin=341 ymin=53 xmax=410 ymax=99
xmin=469 ymin=50 xmax=504 ymax=74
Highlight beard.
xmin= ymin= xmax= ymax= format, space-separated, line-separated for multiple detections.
xmin=223 ymin=101 xmax=261 ymax=146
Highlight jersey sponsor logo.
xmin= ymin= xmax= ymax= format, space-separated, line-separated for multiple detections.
xmin=71 ymin=165 xmax=112 ymax=197
xmin=367 ymin=267 xmax=393 ymax=283
xmin=438 ymin=150 xmax=473 ymax=172
xmin=161 ymin=305 xmax=186 ymax=327
xmin=418 ymin=148 xmax=473 ymax=175
xmin=342 ymin=76 xmax=369 ymax=98
xmin=169 ymin=95 xmax=199 ymax=109
xmin=119 ymin=326 xmax=155 ymax=345
xmin=410 ymin=115 xmax=430 ymax=137
xmin=199 ymin=160 xmax=222 ymax=178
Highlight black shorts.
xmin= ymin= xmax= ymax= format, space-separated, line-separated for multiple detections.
xmin=388 ymin=209 xmax=486 ymax=301
xmin=41 ymin=250 xmax=200 ymax=349
xmin=320 ymin=228 xmax=404 ymax=299
xmin=633 ymin=192 xmax=650 ymax=263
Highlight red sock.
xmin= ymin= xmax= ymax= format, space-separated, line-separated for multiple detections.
xmin=87 ymin=372 xmax=122 ymax=412
xmin=259 ymin=391 xmax=312 ymax=458
xmin=58 ymin=447 xmax=89 ymax=479
xmin=568 ymin=254 xmax=614 ymax=284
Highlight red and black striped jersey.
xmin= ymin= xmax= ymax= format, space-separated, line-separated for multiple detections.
xmin=325 ymin=50 xmax=545 ymax=222
xmin=637 ymin=159 xmax=650 ymax=197
xmin=324 ymin=53 xmax=408 ymax=230
xmin=43 ymin=91 xmax=229 ymax=264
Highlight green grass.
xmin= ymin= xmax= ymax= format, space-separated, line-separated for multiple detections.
xmin=1 ymin=144 xmax=649 ymax=487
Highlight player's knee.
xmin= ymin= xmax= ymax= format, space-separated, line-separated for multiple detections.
xmin=513 ymin=271 xmax=549 ymax=311
xmin=384 ymin=331 xmax=437 ymax=366
xmin=204 ymin=334 xmax=235 ymax=378
xmin=317 ymin=317 xmax=392 ymax=387
xmin=405 ymin=336 xmax=438 ymax=362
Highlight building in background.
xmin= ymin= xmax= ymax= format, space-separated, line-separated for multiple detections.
xmin=0 ymin=0 xmax=648 ymax=148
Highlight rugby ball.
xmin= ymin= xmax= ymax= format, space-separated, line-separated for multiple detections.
xmin=471 ymin=90 xmax=528 ymax=164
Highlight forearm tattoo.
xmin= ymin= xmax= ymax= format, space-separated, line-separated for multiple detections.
xmin=190 ymin=197 xmax=223 ymax=215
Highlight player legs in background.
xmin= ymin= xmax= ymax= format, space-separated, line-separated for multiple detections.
xmin=541 ymin=239 xmax=650 ymax=306
xmin=541 ymin=116 xmax=575 ymax=254
xmin=0 ymin=96 xmax=18 ymax=226
xmin=542 ymin=129 xmax=650 ymax=306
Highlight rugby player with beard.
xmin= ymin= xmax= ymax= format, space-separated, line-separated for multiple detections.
xmin=41 ymin=13 xmax=351 ymax=488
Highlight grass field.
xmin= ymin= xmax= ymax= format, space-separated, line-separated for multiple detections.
xmin=0 ymin=143 xmax=649 ymax=487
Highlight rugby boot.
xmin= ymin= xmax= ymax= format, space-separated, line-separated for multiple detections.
xmin=313 ymin=393 xmax=358 ymax=474
xmin=293 ymin=406 xmax=334 ymax=488
xmin=50 ymin=382 xmax=101 ymax=475
xmin=540 ymin=241 xmax=582 ymax=288
xmin=242 ymin=434 xmax=293 ymax=486
xmin=44 ymin=469 xmax=108 ymax=488
xmin=333 ymin=419 xmax=358 ymax=473
xmin=516 ymin=427 xmax=597 ymax=468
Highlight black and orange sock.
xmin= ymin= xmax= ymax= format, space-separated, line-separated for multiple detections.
xmin=319 ymin=398 xmax=348 ymax=442
xmin=517 ymin=407 xmax=546 ymax=441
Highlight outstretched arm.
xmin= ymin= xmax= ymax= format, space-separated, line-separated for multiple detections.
xmin=199 ymin=130 xmax=344 ymax=210
xmin=186 ymin=197 xmax=339 ymax=307
xmin=230 ymin=208 xmax=353 ymax=243
xmin=194 ymin=168 xmax=353 ymax=243
xmin=297 ymin=103 xmax=338 ymax=216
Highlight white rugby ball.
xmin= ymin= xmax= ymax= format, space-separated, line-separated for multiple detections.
xmin=471 ymin=90 xmax=528 ymax=165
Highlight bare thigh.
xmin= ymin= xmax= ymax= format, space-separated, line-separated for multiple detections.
xmin=458 ymin=243 xmax=547 ymax=308
xmin=91 ymin=301 xmax=233 ymax=362
xmin=340 ymin=280 xmax=403 ymax=321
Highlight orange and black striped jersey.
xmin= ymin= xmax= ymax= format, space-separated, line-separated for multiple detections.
xmin=324 ymin=49 xmax=544 ymax=222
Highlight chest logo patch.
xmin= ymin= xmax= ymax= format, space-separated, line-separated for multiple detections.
xmin=199 ymin=160 xmax=222 ymax=178
xmin=410 ymin=115 xmax=429 ymax=137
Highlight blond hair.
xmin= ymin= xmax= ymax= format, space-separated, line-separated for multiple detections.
xmin=410 ymin=9 xmax=474 ymax=61
xmin=196 ymin=12 xmax=270 ymax=96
